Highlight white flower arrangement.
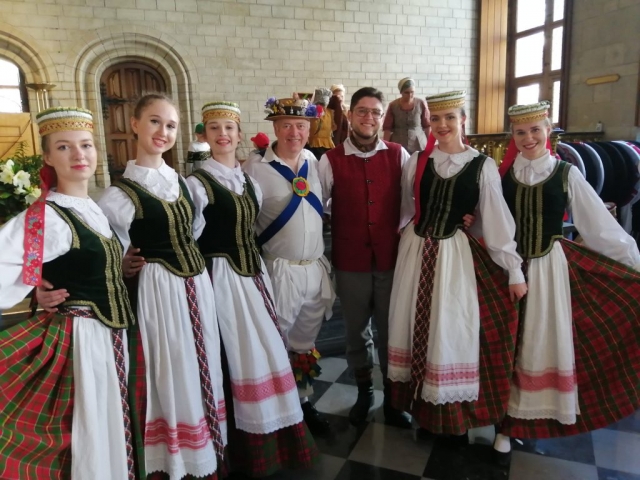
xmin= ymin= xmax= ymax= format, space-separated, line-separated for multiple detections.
xmin=0 ymin=158 xmax=42 ymax=222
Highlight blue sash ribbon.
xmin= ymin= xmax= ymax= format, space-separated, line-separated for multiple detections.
xmin=257 ymin=159 xmax=324 ymax=246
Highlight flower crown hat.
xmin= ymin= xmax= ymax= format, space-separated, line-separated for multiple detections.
xmin=263 ymin=97 xmax=322 ymax=121
xmin=22 ymin=106 xmax=95 ymax=286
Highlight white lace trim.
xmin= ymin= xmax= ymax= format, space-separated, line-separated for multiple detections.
xmin=421 ymin=388 xmax=479 ymax=405
xmin=48 ymin=191 xmax=101 ymax=213
xmin=507 ymin=407 xmax=578 ymax=425
xmin=234 ymin=409 xmax=303 ymax=435
xmin=145 ymin=454 xmax=218 ymax=480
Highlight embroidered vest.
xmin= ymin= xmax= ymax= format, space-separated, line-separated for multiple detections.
xmin=42 ymin=203 xmax=135 ymax=329
xmin=190 ymin=169 xmax=262 ymax=277
xmin=414 ymin=154 xmax=487 ymax=239
xmin=113 ymin=178 xmax=206 ymax=277
xmin=326 ymin=141 xmax=403 ymax=272
xmin=502 ymin=160 xmax=571 ymax=259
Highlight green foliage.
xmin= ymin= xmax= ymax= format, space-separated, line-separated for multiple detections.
xmin=0 ymin=141 xmax=43 ymax=222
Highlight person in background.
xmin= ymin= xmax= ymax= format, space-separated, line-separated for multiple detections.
xmin=251 ymin=131 xmax=271 ymax=154
xmin=186 ymin=122 xmax=210 ymax=174
xmin=0 ymin=107 xmax=137 ymax=479
xmin=308 ymin=87 xmax=336 ymax=160
xmin=494 ymin=101 xmax=640 ymax=465
xmin=383 ymin=77 xmax=430 ymax=154
xmin=328 ymin=84 xmax=349 ymax=146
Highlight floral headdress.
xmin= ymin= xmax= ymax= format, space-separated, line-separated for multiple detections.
xmin=264 ymin=97 xmax=322 ymax=121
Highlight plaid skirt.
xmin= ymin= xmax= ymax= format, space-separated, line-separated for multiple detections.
xmin=0 ymin=313 xmax=74 ymax=479
xmin=389 ymin=234 xmax=519 ymax=435
xmin=221 ymin=340 xmax=319 ymax=478
xmin=501 ymin=239 xmax=640 ymax=438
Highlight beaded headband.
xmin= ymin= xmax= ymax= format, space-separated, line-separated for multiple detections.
xmin=426 ymin=90 xmax=466 ymax=111
xmin=36 ymin=107 xmax=94 ymax=136
xmin=202 ymin=101 xmax=241 ymax=124
xmin=508 ymin=101 xmax=551 ymax=124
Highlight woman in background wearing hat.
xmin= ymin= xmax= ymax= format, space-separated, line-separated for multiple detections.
xmin=187 ymin=101 xmax=318 ymax=478
xmin=308 ymin=87 xmax=336 ymax=160
xmin=493 ymin=101 xmax=640 ymax=464
xmin=328 ymin=84 xmax=349 ymax=145
xmin=382 ymin=77 xmax=431 ymax=154
xmin=0 ymin=107 xmax=137 ymax=479
xmin=186 ymin=122 xmax=210 ymax=175
xmin=387 ymin=90 xmax=526 ymax=440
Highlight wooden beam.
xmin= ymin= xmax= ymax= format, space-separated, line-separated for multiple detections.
xmin=477 ymin=0 xmax=509 ymax=134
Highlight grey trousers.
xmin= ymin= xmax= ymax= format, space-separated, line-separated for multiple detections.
xmin=335 ymin=269 xmax=394 ymax=379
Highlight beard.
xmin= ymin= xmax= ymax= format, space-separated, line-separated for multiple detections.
xmin=351 ymin=125 xmax=377 ymax=141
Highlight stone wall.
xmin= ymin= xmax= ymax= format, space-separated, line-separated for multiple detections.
xmin=567 ymin=0 xmax=640 ymax=140
xmin=0 ymin=0 xmax=478 ymax=184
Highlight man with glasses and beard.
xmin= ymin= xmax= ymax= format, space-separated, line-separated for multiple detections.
xmin=318 ymin=87 xmax=412 ymax=428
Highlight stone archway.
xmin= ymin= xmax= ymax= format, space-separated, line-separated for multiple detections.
xmin=69 ymin=27 xmax=198 ymax=187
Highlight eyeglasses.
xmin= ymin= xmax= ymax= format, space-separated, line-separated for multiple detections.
xmin=353 ymin=108 xmax=384 ymax=119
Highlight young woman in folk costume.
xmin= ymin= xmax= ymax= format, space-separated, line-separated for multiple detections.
xmin=387 ymin=91 xmax=527 ymax=438
xmin=97 ymin=94 xmax=226 ymax=479
xmin=493 ymin=101 xmax=640 ymax=463
xmin=0 ymin=108 xmax=137 ymax=479
xmin=185 ymin=102 xmax=318 ymax=478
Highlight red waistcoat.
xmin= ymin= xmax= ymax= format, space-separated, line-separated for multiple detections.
xmin=326 ymin=141 xmax=403 ymax=272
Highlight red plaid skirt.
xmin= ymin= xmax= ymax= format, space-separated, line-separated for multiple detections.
xmin=501 ymin=240 xmax=640 ymax=438
xmin=221 ymin=341 xmax=318 ymax=477
xmin=389 ymin=234 xmax=519 ymax=435
xmin=0 ymin=313 xmax=74 ymax=480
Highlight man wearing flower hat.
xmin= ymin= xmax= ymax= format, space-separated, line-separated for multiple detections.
xmin=318 ymin=86 xmax=413 ymax=429
xmin=243 ymin=96 xmax=336 ymax=435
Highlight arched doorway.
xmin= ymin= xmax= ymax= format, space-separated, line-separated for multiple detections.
xmin=100 ymin=62 xmax=173 ymax=180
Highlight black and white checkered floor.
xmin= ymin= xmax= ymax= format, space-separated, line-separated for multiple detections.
xmin=260 ymin=355 xmax=640 ymax=480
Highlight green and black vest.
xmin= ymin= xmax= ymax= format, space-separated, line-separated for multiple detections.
xmin=502 ymin=160 xmax=571 ymax=259
xmin=190 ymin=169 xmax=262 ymax=277
xmin=42 ymin=203 xmax=135 ymax=329
xmin=415 ymin=154 xmax=487 ymax=239
xmin=113 ymin=178 xmax=206 ymax=277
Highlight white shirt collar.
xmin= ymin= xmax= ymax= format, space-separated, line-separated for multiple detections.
xmin=47 ymin=190 xmax=103 ymax=215
xmin=123 ymin=159 xmax=178 ymax=190
xmin=261 ymin=143 xmax=316 ymax=167
xmin=513 ymin=151 xmax=553 ymax=174
xmin=203 ymin=157 xmax=245 ymax=183
xmin=431 ymin=145 xmax=479 ymax=165
xmin=343 ymin=137 xmax=389 ymax=156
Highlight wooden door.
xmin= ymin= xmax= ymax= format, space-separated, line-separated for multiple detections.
xmin=100 ymin=62 xmax=173 ymax=180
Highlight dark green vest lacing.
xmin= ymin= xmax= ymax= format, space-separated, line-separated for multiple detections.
xmin=502 ymin=160 xmax=571 ymax=259
xmin=113 ymin=178 xmax=205 ymax=277
xmin=42 ymin=203 xmax=135 ymax=329
xmin=415 ymin=154 xmax=487 ymax=239
xmin=190 ymin=169 xmax=262 ymax=277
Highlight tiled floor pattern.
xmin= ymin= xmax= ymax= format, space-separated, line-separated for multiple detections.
xmin=244 ymin=355 xmax=640 ymax=480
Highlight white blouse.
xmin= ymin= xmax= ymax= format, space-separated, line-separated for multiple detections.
xmin=98 ymin=160 xmax=205 ymax=251
xmin=512 ymin=152 xmax=640 ymax=269
xmin=401 ymin=145 xmax=525 ymax=284
xmin=185 ymin=157 xmax=263 ymax=242
xmin=0 ymin=192 xmax=114 ymax=310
